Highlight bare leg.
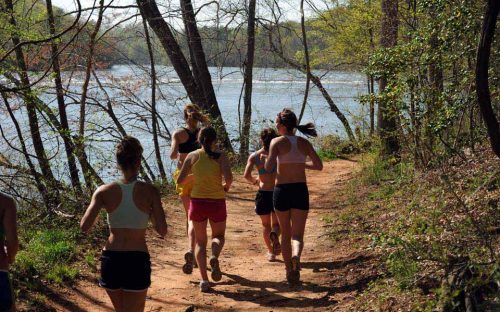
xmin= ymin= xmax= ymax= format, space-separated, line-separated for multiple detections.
xmin=106 ymin=289 xmax=124 ymax=312
xmin=271 ymin=211 xmax=280 ymax=235
xmin=181 ymin=195 xmax=196 ymax=252
xmin=209 ymin=219 xmax=226 ymax=258
xmin=122 ymin=290 xmax=148 ymax=312
xmin=291 ymin=209 xmax=308 ymax=259
xmin=275 ymin=209 xmax=292 ymax=272
xmin=192 ymin=220 xmax=209 ymax=281
xmin=259 ymin=214 xmax=273 ymax=253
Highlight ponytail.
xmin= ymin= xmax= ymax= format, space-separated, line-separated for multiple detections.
xmin=295 ymin=123 xmax=317 ymax=138
xmin=198 ymin=127 xmax=221 ymax=159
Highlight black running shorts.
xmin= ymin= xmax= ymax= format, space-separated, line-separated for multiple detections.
xmin=273 ymin=182 xmax=309 ymax=211
xmin=0 ymin=271 xmax=13 ymax=312
xmin=255 ymin=190 xmax=274 ymax=215
xmin=99 ymin=250 xmax=151 ymax=291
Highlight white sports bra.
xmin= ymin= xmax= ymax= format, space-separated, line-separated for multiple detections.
xmin=277 ymin=136 xmax=306 ymax=164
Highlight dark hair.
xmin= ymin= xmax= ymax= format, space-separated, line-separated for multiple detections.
xmin=184 ymin=103 xmax=209 ymax=123
xmin=116 ymin=136 xmax=143 ymax=171
xmin=260 ymin=128 xmax=278 ymax=151
xmin=277 ymin=108 xmax=317 ymax=137
xmin=198 ymin=127 xmax=221 ymax=159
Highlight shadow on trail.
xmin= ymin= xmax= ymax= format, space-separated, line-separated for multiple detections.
xmin=22 ymin=278 xmax=113 ymax=312
xmin=209 ymin=252 xmax=379 ymax=308
xmin=301 ymin=253 xmax=374 ymax=272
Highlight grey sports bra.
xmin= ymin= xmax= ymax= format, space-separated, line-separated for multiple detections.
xmin=107 ymin=181 xmax=149 ymax=229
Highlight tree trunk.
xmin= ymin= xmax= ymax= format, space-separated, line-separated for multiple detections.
xmin=425 ymin=6 xmax=444 ymax=152
xmin=137 ymin=0 xmax=233 ymax=153
xmin=45 ymin=0 xmax=83 ymax=195
xmin=179 ymin=0 xmax=233 ymax=152
xmin=476 ymin=0 xmax=500 ymax=158
xmin=5 ymin=0 xmax=60 ymax=209
xmin=378 ymin=0 xmax=400 ymax=157
xmin=140 ymin=8 xmax=167 ymax=182
xmin=298 ymin=0 xmax=311 ymax=124
xmin=239 ymin=0 xmax=256 ymax=159
xmin=1 ymin=93 xmax=51 ymax=210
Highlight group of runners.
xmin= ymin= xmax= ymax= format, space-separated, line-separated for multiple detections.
xmin=0 ymin=104 xmax=323 ymax=312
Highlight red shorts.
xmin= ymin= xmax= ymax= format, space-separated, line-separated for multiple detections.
xmin=189 ymin=198 xmax=227 ymax=223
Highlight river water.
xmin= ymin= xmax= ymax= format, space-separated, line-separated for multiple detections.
xmin=1 ymin=65 xmax=370 ymax=182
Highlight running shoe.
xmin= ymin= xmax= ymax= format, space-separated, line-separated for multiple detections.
xmin=269 ymin=231 xmax=281 ymax=256
xmin=287 ymin=256 xmax=301 ymax=284
xmin=199 ymin=280 xmax=211 ymax=292
xmin=182 ymin=250 xmax=194 ymax=274
xmin=209 ymin=256 xmax=222 ymax=281
xmin=267 ymin=252 xmax=276 ymax=262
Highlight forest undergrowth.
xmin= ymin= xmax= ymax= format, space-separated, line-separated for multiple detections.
xmin=322 ymin=143 xmax=499 ymax=311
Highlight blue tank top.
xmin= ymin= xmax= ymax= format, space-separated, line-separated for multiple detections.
xmin=107 ymin=181 xmax=149 ymax=229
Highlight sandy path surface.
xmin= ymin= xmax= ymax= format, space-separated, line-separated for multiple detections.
xmin=47 ymin=159 xmax=376 ymax=311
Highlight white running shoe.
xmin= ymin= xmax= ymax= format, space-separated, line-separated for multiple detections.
xmin=267 ymin=252 xmax=276 ymax=262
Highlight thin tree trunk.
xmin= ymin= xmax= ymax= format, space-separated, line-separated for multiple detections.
xmin=5 ymin=0 xmax=60 ymax=209
xmin=79 ymin=0 xmax=104 ymax=137
xmin=378 ymin=0 xmax=400 ymax=157
xmin=239 ymin=0 xmax=256 ymax=159
xmin=426 ymin=6 xmax=444 ymax=152
xmin=45 ymin=0 xmax=83 ymax=195
xmin=476 ymin=0 xmax=500 ymax=158
xmin=1 ymin=92 xmax=51 ymax=210
xmin=298 ymin=0 xmax=311 ymax=124
xmin=140 ymin=8 xmax=167 ymax=182
xmin=369 ymin=74 xmax=375 ymax=136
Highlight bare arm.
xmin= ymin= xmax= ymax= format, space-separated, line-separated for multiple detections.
xmin=176 ymin=153 xmax=194 ymax=185
xmin=220 ymin=153 xmax=233 ymax=191
xmin=305 ymin=141 xmax=323 ymax=171
xmin=243 ymin=154 xmax=258 ymax=185
xmin=150 ymin=187 xmax=167 ymax=238
xmin=80 ymin=186 xmax=105 ymax=233
xmin=265 ymin=138 xmax=279 ymax=172
xmin=169 ymin=130 xmax=181 ymax=160
xmin=3 ymin=198 xmax=18 ymax=264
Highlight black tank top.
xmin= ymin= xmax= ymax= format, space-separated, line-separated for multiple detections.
xmin=178 ymin=128 xmax=200 ymax=153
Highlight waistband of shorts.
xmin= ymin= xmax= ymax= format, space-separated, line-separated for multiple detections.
xmin=102 ymin=250 xmax=150 ymax=258
xmin=191 ymin=198 xmax=226 ymax=203
xmin=257 ymin=189 xmax=274 ymax=194
xmin=275 ymin=182 xmax=307 ymax=188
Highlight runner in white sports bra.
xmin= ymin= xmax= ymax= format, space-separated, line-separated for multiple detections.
xmin=264 ymin=108 xmax=323 ymax=285
xmin=81 ymin=136 xmax=167 ymax=312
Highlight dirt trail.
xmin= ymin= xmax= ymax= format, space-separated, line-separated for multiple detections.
xmin=48 ymin=159 xmax=378 ymax=311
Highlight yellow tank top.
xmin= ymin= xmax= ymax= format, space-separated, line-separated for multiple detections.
xmin=190 ymin=149 xmax=225 ymax=199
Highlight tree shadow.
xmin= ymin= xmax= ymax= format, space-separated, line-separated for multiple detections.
xmin=301 ymin=253 xmax=374 ymax=272
xmin=207 ymin=252 xmax=379 ymax=308
xmin=211 ymin=268 xmax=379 ymax=308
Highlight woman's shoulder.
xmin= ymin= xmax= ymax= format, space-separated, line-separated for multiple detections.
xmin=0 ymin=192 xmax=16 ymax=210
